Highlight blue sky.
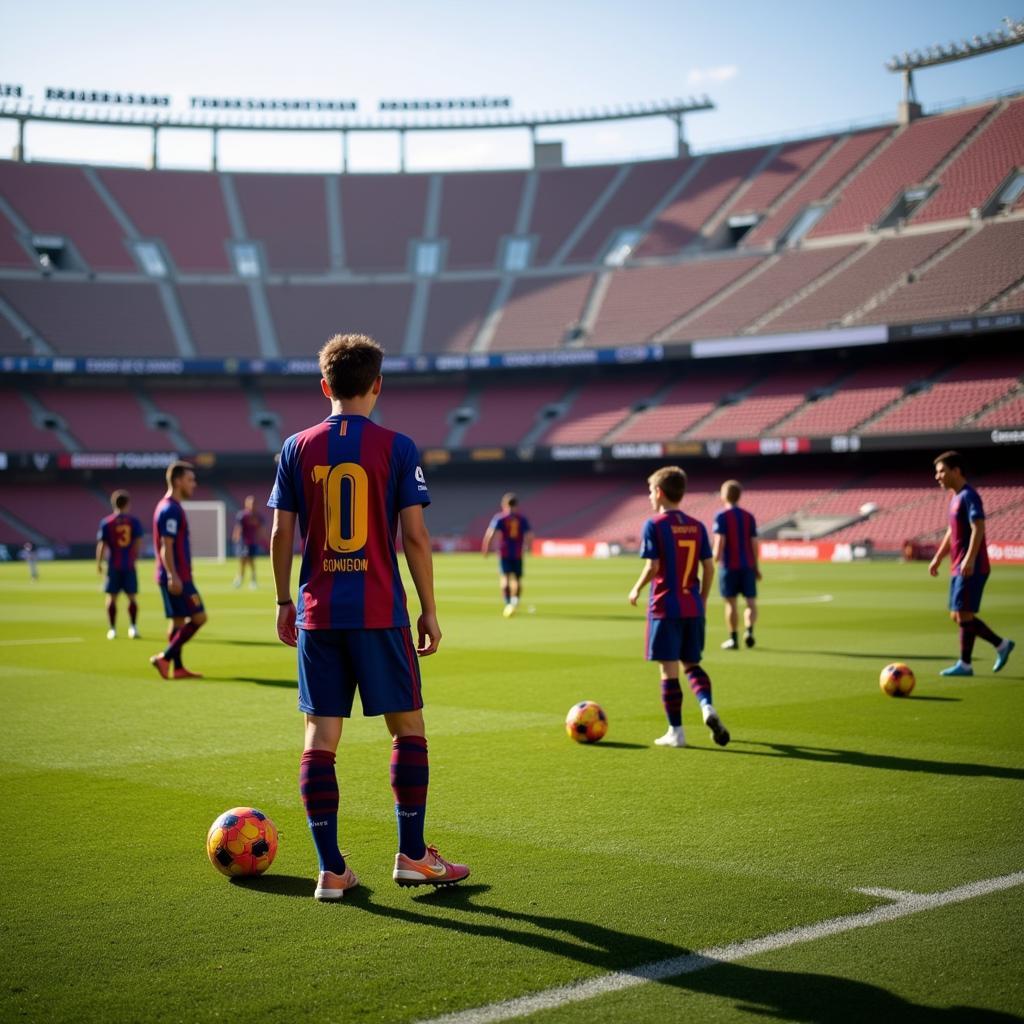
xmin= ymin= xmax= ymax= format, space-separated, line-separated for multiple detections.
xmin=1 ymin=0 xmax=1021 ymax=171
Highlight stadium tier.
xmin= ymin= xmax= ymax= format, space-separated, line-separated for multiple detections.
xmin=176 ymin=284 xmax=261 ymax=357
xmin=339 ymin=175 xmax=429 ymax=271
xmin=31 ymin=386 xmax=177 ymax=451
xmin=459 ymin=381 xmax=570 ymax=447
xmin=145 ymin=386 xmax=269 ymax=452
xmin=487 ymin=274 xmax=595 ymax=350
xmin=438 ymin=171 xmax=526 ymax=269
xmin=730 ymin=135 xmax=837 ymax=219
xmin=98 ymin=167 xmax=233 ymax=272
xmin=526 ymin=164 xmax=621 ymax=265
xmin=420 ymin=280 xmax=498 ymax=354
xmin=807 ymin=104 xmax=994 ymax=238
xmin=536 ymin=375 xmax=665 ymax=445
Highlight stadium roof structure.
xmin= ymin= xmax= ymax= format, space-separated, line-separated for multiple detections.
xmin=0 ymin=96 xmax=715 ymax=172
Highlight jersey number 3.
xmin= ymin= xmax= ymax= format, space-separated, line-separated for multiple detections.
xmin=313 ymin=463 xmax=369 ymax=553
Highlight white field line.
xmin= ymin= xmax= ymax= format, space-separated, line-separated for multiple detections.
xmin=0 ymin=636 xmax=83 ymax=647
xmin=853 ymin=886 xmax=915 ymax=901
xmin=415 ymin=871 xmax=1024 ymax=1024
xmin=759 ymin=594 xmax=834 ymax=606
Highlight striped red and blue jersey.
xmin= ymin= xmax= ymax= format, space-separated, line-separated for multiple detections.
xmin=949 ymin=484 xmax=989 ymax=576
xmin=97 ymin=513 xmax=143 ymax=571
xmin=712 ymin=506 xmax=758 ymax=570
xmin=154 ymin=497 xmax=192 ymax=584
xmin=235 ymin=510 xmax=263 ymax=545
xmin=640 ymin=509 xmax=712 ymax=619
xmin=489 ymin=511 xmax=531 ymax=559
xmin=267 ymin=414 xmax=430 ymax=630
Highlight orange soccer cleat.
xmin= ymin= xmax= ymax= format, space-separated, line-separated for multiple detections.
xmin=393 ymin=845 xmax=470 ymax=888
xmin=149 ymin=654 xmax=171 ymax=679
xmin=314 ymin=864 xmax=359 ymax=901
xmin=173 ymin=668 xmax=204 ymax=679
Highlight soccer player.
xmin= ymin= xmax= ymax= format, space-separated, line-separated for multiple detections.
xmin=628 ymin=466 xmax=730 ymax=749
xmin=481 ymin=493 xmax=533 ymax=617
xmin=928 ymin=451 xmax=1014 ymax=676
xmin=231 ymin=495 xmax=265 ymax=589
xmin=269 ymin=333 xmax=469 ymax=901
xmin=150 ymin=461 xmax=207 ymax=680
xmin=96 ymin=489 xmax=143 ymax=639
xmin=712 ymin=479 xmax=760 ymax=650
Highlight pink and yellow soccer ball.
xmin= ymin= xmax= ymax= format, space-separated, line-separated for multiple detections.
xmin=206 ymin=807 xmax=279 ymax=877
xmin=565 ymin=701 xmax=608 ymax=743
xmin=879 ymin=663 xmax=916 ymax=698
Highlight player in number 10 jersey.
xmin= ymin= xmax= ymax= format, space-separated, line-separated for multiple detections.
xmin=268 ymin=333 xmax=468 ymax=901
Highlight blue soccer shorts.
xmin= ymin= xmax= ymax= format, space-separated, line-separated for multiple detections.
xmin=949 ymin=573 xmax=988 ymax=613
xmin=646 ymin=616 xmax=706 ymax=664
xmin=297 ymin=626 xmax=423 ymax=718
xmin=160 ymin=582 xmax=205 ymax=619
xmin=500 ymin=557 xmax=524 ymax=577
xmin=719 ymin=567 xmax=757 ymax=599
xmin=105 ymin=568 xmax=139 ymax=595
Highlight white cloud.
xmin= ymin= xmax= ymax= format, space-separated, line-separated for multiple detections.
xmin=687 ymin=65 xmax=739 ymax=86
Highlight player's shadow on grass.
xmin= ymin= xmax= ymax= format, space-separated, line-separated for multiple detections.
xmin=728 ymin=741 xmax=1024 ymax=781
xmin=585 ymin=740 xmax=648 ymax=750
xmin=209 ymin=675 xmax=297 ymax=688
xmin=230 ymin=874 xmax=311 ymax=898
xmin=343 ymin=885 xmax=1019 ymax=1023
xmin=770 ymin=649 xmax=951 ymax=662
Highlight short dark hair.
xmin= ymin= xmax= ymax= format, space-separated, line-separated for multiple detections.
xmin=166 ymin=460 xmax=195 ymax=488
xmin=111 ymin=489 xmax=130 ymax=510
xmin=934 ymin=450 xmax=965 ymax=473
xmin=501 ymin=492 xmax=518 ymax=508
xmin=648 ymin=466 xmax=687 ymax=503
xmin=319 ymin=333 xmax=384 ymax=399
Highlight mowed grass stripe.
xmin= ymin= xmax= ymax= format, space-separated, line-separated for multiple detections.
xmin=415 ymin=871 xmax=1024 ymax=1024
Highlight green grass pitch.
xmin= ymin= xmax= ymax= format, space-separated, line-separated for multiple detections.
xmin=1 ymin=555 xmax=1022 ymax=1023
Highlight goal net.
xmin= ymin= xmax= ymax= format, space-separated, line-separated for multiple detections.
xmin=183 ymin=500 xmax=226 ymax=562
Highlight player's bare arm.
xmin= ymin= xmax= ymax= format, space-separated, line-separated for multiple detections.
xmin=481 ymin=525 xmax=494 ymax=556
xmin=929 ymin=528 xmax=952 ymax=576
xmin=752 ymin=538 xmax=762 ymax=580
xmin=270 ymin=509 xmax=298 ymax=647
xmin=700 ymin=557 xmax=715 ymax=605
xmin=712 ymin=533 xmax=723 ymax=562
xmin=961 ymin=519 xmax=986 ymax=578
xmin=629 ymin=559 xmax=659 ymax=605
xmin=160 ymin=536 xmax=182 ymax=594
xmin=95 ymin=540 xmax=106 ymax=574
xmin=400 ymin=504 xmax=441 ymax=656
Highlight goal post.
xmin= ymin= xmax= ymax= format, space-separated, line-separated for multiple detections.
xmin=183 ymin=501 xmax=226 ymax=562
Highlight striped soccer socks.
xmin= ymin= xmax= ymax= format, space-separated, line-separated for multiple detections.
xmin=299 ymin=748 xmax=346 ymax=875
xmin=391 ymin=736 xmax=429 ymax=860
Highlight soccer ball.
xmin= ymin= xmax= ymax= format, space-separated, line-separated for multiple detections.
xmin=565 ymin=701 xmax=608 ymax=743
xmin=206 ymin=807 xmax=279 ymax=877
xmin=879 ymin=663 xmax=916 ymax=698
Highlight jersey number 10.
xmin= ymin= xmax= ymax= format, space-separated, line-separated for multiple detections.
xmin=313 ymin=463 xmax=369 ymax=553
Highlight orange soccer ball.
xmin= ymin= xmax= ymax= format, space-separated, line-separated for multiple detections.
xmin=879 ymin=663 xmax=916 ymax=698
xmin=206 ymin=807 xmax=279 ymax=877
xmin=565 ymin=701 xmax=608 ymax=743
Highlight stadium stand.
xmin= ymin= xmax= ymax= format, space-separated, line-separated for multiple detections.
xmin=773 ymin=359 xmax=945 ymax=436
xmin=670 ymin=245 xmax=861 ymax=340
xmin=419 ymin=280 xmax=498 ymax=353
xmin=527 ymin=164 xmax=620 ymax=265
xmin=536 ymin=376 xmax=665 ymax=445
xmin=459 ymin=381 xmax=570 ymax=447
xmin=973 ymin=394 xmax=1024 ymax=428
xmin=763 ymin=229 xmax=962 ymax=332
xmin=853 ymin=220 xmax=1024 ymax=325
xmin=0 ymin=483 xmax=110 ymax=544
xmin=232 ymin=173 xmax=331 ymax=273
xmin=689 ymin=366 xmax=844 ymax=439
xmin=0 ymin=206 xmax=34 ymax=268
xmin=730 ymin=135 xmax=837 ymax=217
xmin=0 ymin=279 xmax=178 ymax=357
xmin=565 ymin=158 xmax=690 ymax=263
xmin=339 ymin=175 xmax=427 ymax=271
xmin=864 ymin=355 xmax=1022 ymax=434
xmin=265 ymin=282 xmax=414 ymax=357
xmin=175 ymin=284 xmax=260 ymax=358
xmin=633 ymin=145 xmax=770 ymax=256
xmin=609 ymin=369 xmax=759 ymax=442
xmin=0 ymin=161 xmax=135 ymax=271
xmin=30 ymin=387 xmax=177 ymax=451
xmin=912 ymin=97 xmax=1024 ymax=224
xmin=588 ymin=255 xmax=764 ymax=345
xmin=809 ymin=105 xmax=993 ymax=237
xmin=741 ymin=127 xmax=892 ymax=246
xmin=438 ymin=171 xmax=525 ymax=269
xmin=372 ymin=383 xmax=468 ymax=447
xmin=146 ymin=386 xmax=269 ymax=451
xmin=0 ymin=311 xmax=31 ymax=354
xmin=488 ymin=274 xmax=594 ymax=350
xmin=259 ymin=384 xmax=329 ymax=440
xmin=0 ymin=391 xmax=69 ymax=451
xmin=98 ymin=167 xmax=233 ymax=272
